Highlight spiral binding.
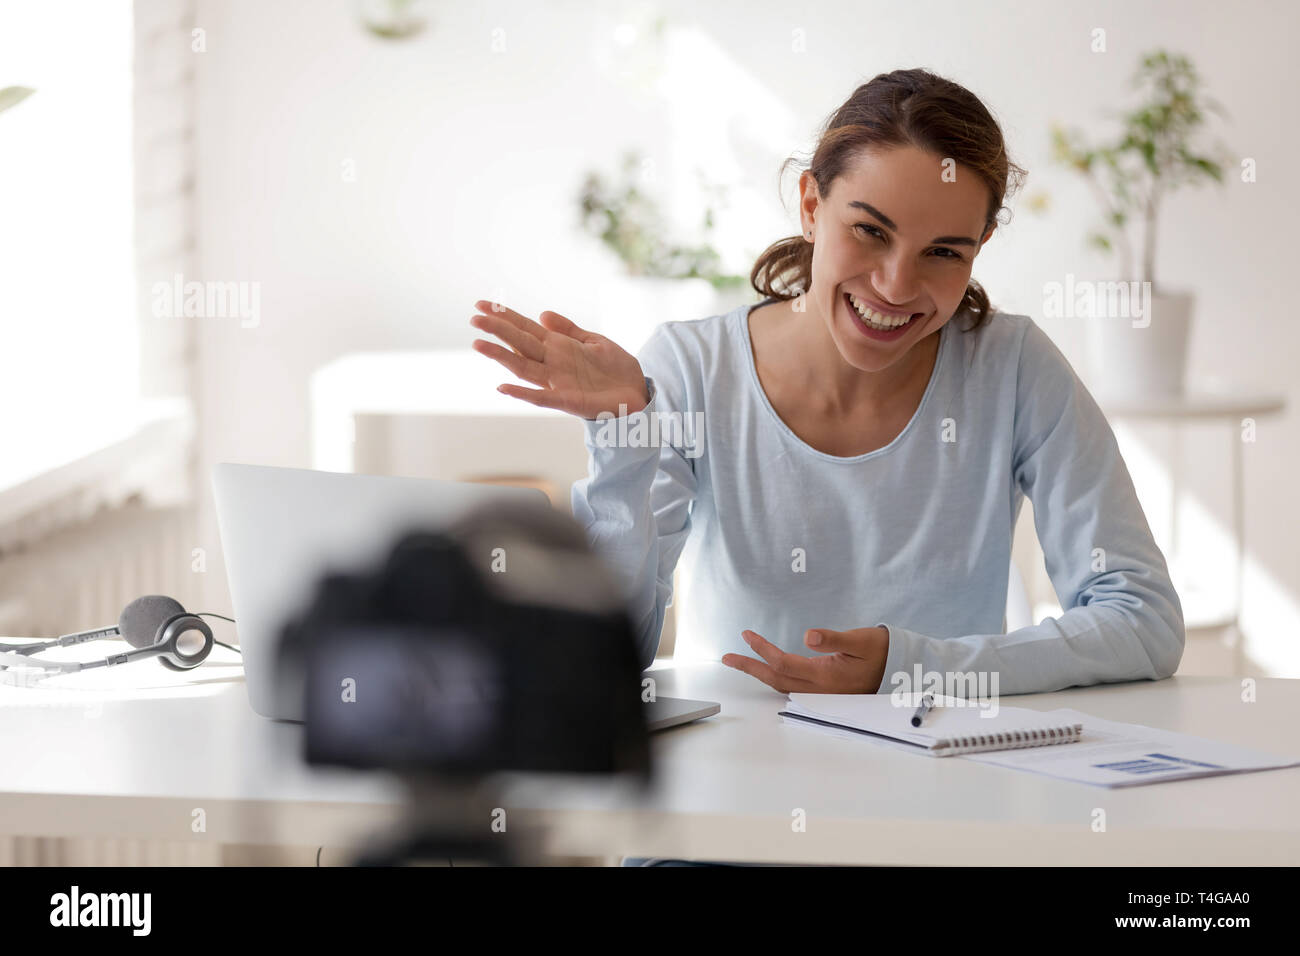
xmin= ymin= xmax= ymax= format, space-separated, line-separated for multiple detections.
xmin=932 ymin=722 xmax=1083 ymax=755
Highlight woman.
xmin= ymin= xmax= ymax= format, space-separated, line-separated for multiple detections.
xmin=468 ymin=68 xmax=1183 ymax=698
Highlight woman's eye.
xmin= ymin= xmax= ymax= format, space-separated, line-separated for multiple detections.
xmin=854 ymin=223 xmax=963 ymax=261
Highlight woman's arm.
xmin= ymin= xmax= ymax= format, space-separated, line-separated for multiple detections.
xmin=876 ymin=319 xmax=1185 ymax=697
xmin=570 ymin=325 xmax=700 ymax=670
xmin=467 ymin=301 xmax=695 ymax=669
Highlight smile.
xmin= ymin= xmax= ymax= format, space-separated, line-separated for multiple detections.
xmin=843 ymin=292 xmax=922 ymax=338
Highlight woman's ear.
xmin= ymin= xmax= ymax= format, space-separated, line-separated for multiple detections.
xmin=798 ymin=169 xmax=821 ymax=236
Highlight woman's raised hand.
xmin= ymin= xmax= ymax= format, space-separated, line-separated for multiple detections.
xmin=469 ymin=300 xmax=649 ymax=420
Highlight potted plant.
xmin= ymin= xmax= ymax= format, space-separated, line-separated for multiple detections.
xmin=1049 ymin=50 xmax=1232 ymax=400
xmin=355 ymin=0 xmax=431 ymax=39
xmin=577 ymin=150 xmax=749 ymax=353
xmin=0 ymin=85 xmax=34 ymax=117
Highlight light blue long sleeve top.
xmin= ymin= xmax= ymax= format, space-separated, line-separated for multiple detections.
xmin=570 ymin=298 xmax=1184 ymax=696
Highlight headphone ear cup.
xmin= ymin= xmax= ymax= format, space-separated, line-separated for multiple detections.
xmin=119 ymin=595 xmax=186 ymax=649
xmin=154 ymin=613 xmax=214 ymax=670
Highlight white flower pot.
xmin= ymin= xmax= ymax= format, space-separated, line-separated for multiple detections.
xmin=1085 ymin=289 xmax=1194 ymax=401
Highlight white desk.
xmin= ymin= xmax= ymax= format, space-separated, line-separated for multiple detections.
xmin=0 ymin=650 xmax=403 ymax=856
xmin=2 ymin=651 xmax=1297 ymax=865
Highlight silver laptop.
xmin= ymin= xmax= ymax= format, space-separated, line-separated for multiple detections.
xmin=212 ymin=463 xmax=718 ymax=730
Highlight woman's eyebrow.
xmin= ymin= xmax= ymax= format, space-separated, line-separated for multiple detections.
xmin=847 ymin=200 xmax=977 ymax=247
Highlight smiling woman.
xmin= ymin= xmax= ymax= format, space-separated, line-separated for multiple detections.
xmin=751 ymin=69 xmax=1026 ymax=336
xmin=472 ymin=67 xmax=1184 ymax=704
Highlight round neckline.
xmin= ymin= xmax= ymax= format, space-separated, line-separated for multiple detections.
xmin=738 ymin=297 xmax=951 ymax=464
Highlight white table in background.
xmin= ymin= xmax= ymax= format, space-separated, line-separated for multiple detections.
xmin=1101 ymin=392 xmax=1285 ymax=673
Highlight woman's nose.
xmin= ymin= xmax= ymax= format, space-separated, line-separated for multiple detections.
xmin=868 ymin=269 xmax=918 ymax=309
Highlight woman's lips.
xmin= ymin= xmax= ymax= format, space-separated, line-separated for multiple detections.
xmin=843 ymin=292 xmax=921 ymax=340
xmin=849 ymin=291 xmax=917 ymax=321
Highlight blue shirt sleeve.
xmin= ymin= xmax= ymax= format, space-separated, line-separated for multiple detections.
xmin=570 ymin=326 xmax=699 ymax=670
xmin=876 ymin=319 xmax=1185 ymax=696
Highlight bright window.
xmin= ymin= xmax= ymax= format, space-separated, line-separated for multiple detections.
xmin=0 ymin=1 xmax=137 ymax=490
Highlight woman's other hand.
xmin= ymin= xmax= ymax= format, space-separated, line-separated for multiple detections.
xmin=722 ymin=627 xmax=890 ymax=694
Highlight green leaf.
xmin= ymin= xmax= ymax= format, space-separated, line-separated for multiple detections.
xmin=0 ymin=86 xmax=35 ymax=116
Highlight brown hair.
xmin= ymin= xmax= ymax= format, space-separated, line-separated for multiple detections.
xmin=750 ymin=68 xmax=1027 ymax=331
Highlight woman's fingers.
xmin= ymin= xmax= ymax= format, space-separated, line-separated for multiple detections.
xmin=470 ymin=311 xmax=546 ymax=362
xmin=471 ymin=300 xmax=593 ymax=347
xmin=470 ymin=338 xmax=549 ymax=386
xmin=537 ymin=310 xmax=593 ymax=342
xmin=496 ymin=383 xmax=571 ymax=412
xmin=472 ymin=300 xmax=547 ymax=342
xmin=720 ymin=653 xmax=818 ymax=694
xmin=740 ymin=630 xmax=819 ymax=682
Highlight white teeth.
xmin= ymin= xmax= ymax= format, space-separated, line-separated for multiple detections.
xmin=847 ymin=293 xmax=913 ymax=330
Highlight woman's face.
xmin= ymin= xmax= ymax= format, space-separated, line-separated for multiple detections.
xmin=800 ymin=145 xmax=996 ymax=373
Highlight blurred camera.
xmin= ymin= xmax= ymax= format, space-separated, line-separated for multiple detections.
xmin=277 ymin=497 xmax=651 ymax=779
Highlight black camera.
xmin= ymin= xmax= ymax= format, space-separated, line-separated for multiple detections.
xmin=277 ymin=497 xmax=651 ymax=780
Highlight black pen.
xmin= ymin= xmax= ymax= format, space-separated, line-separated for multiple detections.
xmin=910 ymin=693 xmax=935 ymax=727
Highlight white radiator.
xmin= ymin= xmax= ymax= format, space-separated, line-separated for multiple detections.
xmin=0 ymin=836 xmax=221 ymax=866
xmin=0 ymin=838 xmax=328 ymax=866
xmin=0 ymin=502 xmax=199 ymax=641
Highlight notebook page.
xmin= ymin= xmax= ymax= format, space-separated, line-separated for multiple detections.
xmin=961 ymin=707 xmax=1300 ymax=787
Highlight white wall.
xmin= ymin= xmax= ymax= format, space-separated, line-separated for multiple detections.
xmin=189 ymin=0 xmax=1300 ymax=674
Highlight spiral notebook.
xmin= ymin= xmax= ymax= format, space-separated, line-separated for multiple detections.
xmin=778 ymin=692 xmax=1084 ymax=757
